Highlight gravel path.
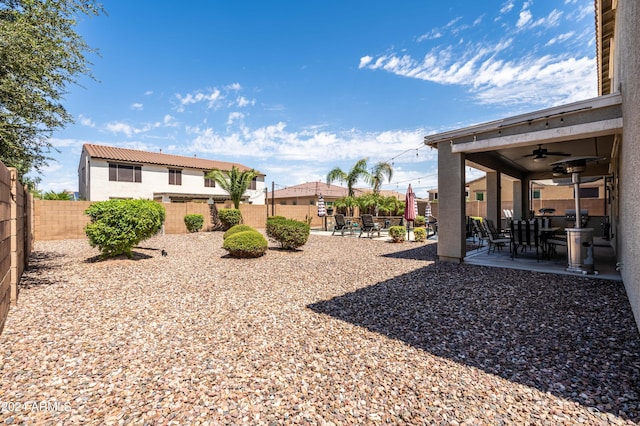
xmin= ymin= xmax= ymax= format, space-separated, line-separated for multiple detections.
xmin=1 ymin=232 xmax=639 ymax=425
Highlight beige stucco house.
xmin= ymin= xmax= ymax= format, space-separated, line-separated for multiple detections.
xmin=425 ymin=0 xmax=640 ymax=330
xmin=78 ymin=144 xmax=266 ymax=204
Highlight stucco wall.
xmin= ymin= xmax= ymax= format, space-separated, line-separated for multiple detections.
xmin=616 ymin=0 xmax=640 ymax=330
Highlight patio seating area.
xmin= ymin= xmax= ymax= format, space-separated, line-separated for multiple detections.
xmin=1 ymin=233 xmax=637 ymax=424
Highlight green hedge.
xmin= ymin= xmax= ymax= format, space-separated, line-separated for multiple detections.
xmin=222 ymin=230 xmax=268 ymax=258
xmin=184 ymin=214 xmax=204 ymax=233
xmin=218 ymin=208 xmax=242 ymax=230
xmin=84 ymin=199 xmax=166 ymax=258
xmin=223 ymin=224 xmax=255 ymax=239
xmin=389 ymin=226 xmax=406 ymax=243
xmin=413 ymin=227 xmax=427 ymax=242
xmin=266 ymin=216 xmax=310 ymax=250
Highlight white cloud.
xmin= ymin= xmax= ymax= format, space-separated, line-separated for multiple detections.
xmin=546 ymin=31 xmax=575 ymax=46
xmin=131 ymin=103 xmax=143 ymax=110
xmin=176 ymin=88 xmax=223 ymax=112
xmin=227 ymin=112 xmax=245 ymax=125
xmin=105 ymin=122 xmax=137 ymax=137
xmin=77 ymin=114 xmax=95 ymax=127
xmin=500 ymin=0 xmax=515 ymax=14
xmin=235 ymin=96 xmax=255 ymax=107
xmin=227 ymin=83 xmax=242 ymax=91
xmin=516 ymin=9 xmax=532 ymax=29
xmin=359 ymin=56 xmax=373 ymax=68
xmin=144 ymin=90 xmax=153 ymax=96
xmin=417 ymin=29 xmax=442 ymax=42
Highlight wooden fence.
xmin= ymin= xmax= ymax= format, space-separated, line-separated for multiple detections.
xmin=0 ymin=164 xmax=32 ymax=335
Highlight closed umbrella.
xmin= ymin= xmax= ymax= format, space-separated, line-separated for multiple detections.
xmin=317 ymin=193 xmax=326 ymax=231
xmin=404 ymin=184 xmax=417 ymax=240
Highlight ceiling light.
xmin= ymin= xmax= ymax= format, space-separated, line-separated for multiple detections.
xmin=533 ymin=155 xmax=546 ymax=163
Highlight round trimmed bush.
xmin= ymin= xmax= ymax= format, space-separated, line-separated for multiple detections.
xmin=218 ymin=208 xmax=242 ymax=230
xmin=389 ymin=226 xmax=406 ymax=243
xmin=222 ymin=230 xmax=268 ymax=258
xmin=266 ymin=217 xmax=310 ymax=250
xmin=223 ymin=224 xmax=255 ymax=239
xmin=184 ymin=214 xmax=204 ymax=232
xmin=414 ymin=215 xmax=426 ymax=227
xmin=414 ymin=227 xmax=427 ymax=242
xmin=84 ymin=199 xmax=166 ymax=258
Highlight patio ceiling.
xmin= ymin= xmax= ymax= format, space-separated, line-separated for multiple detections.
xmin=424 ymin=93 xmax=622 ymax=181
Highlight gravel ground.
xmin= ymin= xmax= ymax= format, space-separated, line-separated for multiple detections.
xmin=1 ymin=232 xmax=639 ymax=425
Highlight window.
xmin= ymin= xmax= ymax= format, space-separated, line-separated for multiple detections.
xmin=475 ymin=192 xmax=484 ymax=201
xmin=169 ymin=169 xmax=182 ymax=185
xmin=109 ymin=163 xmax=141 ymax=183
xmin=204 ymin=173 xmax=216 ymax=188
xmin=433 ymin=193 xmax=438 ymax=200
xmin=579 ymin=187 xmax=599 ymax=198
xmin=533 ymin=189 xmax=541 ymax=199
xmin=310 ymin=200 xmax=315 ymax=205
xmin=249 ymin=177 xmax=257 ymax=190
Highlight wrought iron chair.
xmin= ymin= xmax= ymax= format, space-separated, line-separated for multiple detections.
xmin=510 ymin=219 xmax=541 ymax=262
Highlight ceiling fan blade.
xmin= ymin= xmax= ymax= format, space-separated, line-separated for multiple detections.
xmin=545 ymin=152 xmax=571 ymax=156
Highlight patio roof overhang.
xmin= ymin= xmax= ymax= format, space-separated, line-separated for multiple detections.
xmin=424 ymin=93 xmax=622 ymax=180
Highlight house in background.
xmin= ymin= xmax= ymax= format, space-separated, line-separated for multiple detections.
xmin=429 ymin=175 xmax=606 ymax=219
xmin=78 ymin=144 xmax=266 ymax=204
xmin=270 ymin=181 xmax=403 ymax=211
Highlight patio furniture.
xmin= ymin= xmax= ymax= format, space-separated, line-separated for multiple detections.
xmin=332 ymin=214 xmax=347 ymax=236
xmin=510 ymin=220 xmax=541 ymax=262
xmin=483 ymin=218 xmax=512 ymax=254
xmin=472 ymin=219 xmax=489 ymax=247
xmin=359 ymin=214 xmax=381 ymax=238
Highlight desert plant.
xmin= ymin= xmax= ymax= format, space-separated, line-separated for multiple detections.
xmin=218 ymin=208 xmax=242 ymax=230
xmin=205 ymin=165 xmax=258 ymax=209
xmin=222 ymin=230 xmax=268 ymax=258
xmin=84 ymin=199 xmax=165 ymax=258
xmin=223 ymin=224 xmax=255 ymax=239
xmin=414 ymin=215 xmax=426 ymax=227
xmin=266 ymin=217 xmax=310 ymax=250
xmin=389 ymin=226 xmax=406 ymax=243
xmin=413 ymin=227 xmax=427 ymax=242
xmin=184 ymin=214 xmax=204 ymax=233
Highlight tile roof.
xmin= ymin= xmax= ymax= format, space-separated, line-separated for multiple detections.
xmin=271 ymin=182 xmax=404 ymax=200
xmin=83 ymin=144 xmax=263 ymax=175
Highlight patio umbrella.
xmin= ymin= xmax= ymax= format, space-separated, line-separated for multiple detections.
xmin=317 ymin=193 xmax=326 ymax=217
xmin=404 ymin=184 xmax=417 ymax=239
xmin=317 ymin=193 xmax=326 ymax=231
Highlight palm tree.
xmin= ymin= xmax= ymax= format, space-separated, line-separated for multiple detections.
xmin=326 ymin=158 xmax=371 ymax=198
xmin=206 ymin=165 xmax=257 ymax=209
xmin=370 ymin=161 xmax=393 ymax=194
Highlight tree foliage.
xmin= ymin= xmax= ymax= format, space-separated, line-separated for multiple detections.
xmin=370 ymin=161 xmax=393 ymax=194
xmin=326 ymin=158 xmax=370 ymax=198
xmin=0 ymin=0 xmax=104 ymax=181
xmin=206 ymin=166 xmax=257 ymax=209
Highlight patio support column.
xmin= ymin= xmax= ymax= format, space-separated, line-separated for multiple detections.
xmin=486 ymin=171 xmax=501 ymax=228
xmin=437 ymin=141 xmax=466 ymax=263
xmin=512 ymin=180 xmax=524 ymax=220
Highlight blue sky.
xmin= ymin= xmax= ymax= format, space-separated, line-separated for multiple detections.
xmin=37 ymin=0 xmax=597 ymax=198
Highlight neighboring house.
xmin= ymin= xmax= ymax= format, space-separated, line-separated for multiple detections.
xmin=270 ymin=182 xmax=349 ymax=207
xmin=78 ymin=144 xmax=266 ymax=204
xmin=429 ymin=175 xmax=606 ymax=216
xmin=271 ymin=181 xmax=403 ymax=207
xmin=426 ymin=1 xmax=640 ymax=331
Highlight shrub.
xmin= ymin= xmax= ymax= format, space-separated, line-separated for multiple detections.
xmin=266 ymin=217 xmax=310 ymax=250
xmin=265 ymin=216 xmax=287 ymax=238
xmin=389 ymin=226 xmax=406 ymax=243
xmin=184 ymin=214 xmax=204 ymax=233
xmin=84 ymin=199 xmax=166 ymax=258
xmin=414 ymin=215 xmax=426 ymax=227
xmin=218 ymin=208 xmax=242 ymax=230
xmin=222 ymin=230 xmax=268 ymax=258
xmin=223 ymin=224 xmax=255 ymax=239
xmin=413 ymin=227 xmax=427 ymax=242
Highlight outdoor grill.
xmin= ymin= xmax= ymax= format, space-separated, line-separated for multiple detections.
xmin=565 ymin=209 xmax=589 ymax=228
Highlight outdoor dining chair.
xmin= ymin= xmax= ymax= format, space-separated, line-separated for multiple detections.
xmin=332 ymin=214 xmax=347 ymax=236
xmin=510 ymin=219 xmax=541 ymax=262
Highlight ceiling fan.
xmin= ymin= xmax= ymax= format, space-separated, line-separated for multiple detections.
xmin=523 ymin=144 xmax=571 ymax=162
